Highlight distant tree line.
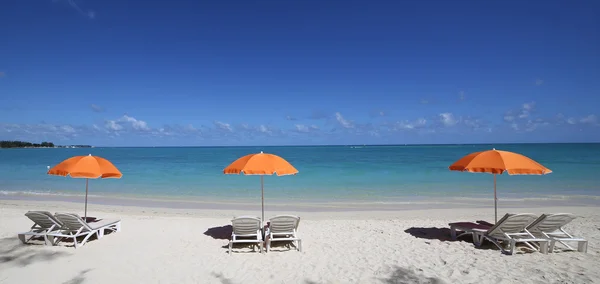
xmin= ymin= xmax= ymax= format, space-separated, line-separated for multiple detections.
xmin=0 ymin=140 xmax=55 ymax=148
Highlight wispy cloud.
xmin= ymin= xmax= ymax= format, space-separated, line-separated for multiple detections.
xmin=504 ymin=102 xmax=535 ymax=122
xmin=458 ymin=91 xmax=466 ymax=101
xmin=293 ymin=124 xmax=319 ymax=133
xmin=0 ymin=71 xmax=5 ymax=77
xmin=285 ymin=115 xmax=297 ymax=121
xmin=55 ymin=0 xmax=95 ymax=19
xmin=213 ymin=121 xmax=233 ymax=132
xmin=90 ymin=104 xmax=105 ymax=113
xmin=3 ymin=107 xmax=599 ymax=144
xmin=535 ymin=79 xmax=544 ymax=86
xmin=335 ymin=112 xmax=354 ymax=129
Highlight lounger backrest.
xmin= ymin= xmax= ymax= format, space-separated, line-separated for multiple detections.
xmin=231 ymin=216 xmax=261 ymax=235
xmin=25 ymin=211 xmax=62 ymax=229
xmin=526 ymin=213 xmax=576 ymax=234
xmin=269 ymin=215 xmax=300 ymax=233
xmin=487 ymin=213 xmax=537 ymax=237
xmin=55 ymin=213 xmax=91 ymax=231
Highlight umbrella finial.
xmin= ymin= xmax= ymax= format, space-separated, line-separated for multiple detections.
xmin=88 ymin=154 xmax=92 ymax=156
xmin=260 ymin=151 xmax=263 ymax=154
xmin=493 ymin=148 xmax=496 ymax=150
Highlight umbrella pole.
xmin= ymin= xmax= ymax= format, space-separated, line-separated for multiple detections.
xmin=261 ymin=175 xmax=265 ymax=224
xmin=261 ymin=175 xmax=265 ymax=241
xmin=85 ymin=178 xmax=89 ymax=220
xmin=494 ymin=174 xmax=497 ymax=223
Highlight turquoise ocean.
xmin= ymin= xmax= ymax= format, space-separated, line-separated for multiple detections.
xmin=1 ymin=143 xmax=599 ymax=209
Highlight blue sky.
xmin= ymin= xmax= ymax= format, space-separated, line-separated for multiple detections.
xmin=0 ymin=0 xmax=598 ymax=146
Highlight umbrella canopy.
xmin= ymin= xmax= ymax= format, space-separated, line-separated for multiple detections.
xmin=449 ymin=148 xmax=551 ymax=222
xmin=48 ymin=154 xmax=122 ymax=219
xmin=223 ymin=151 xmax=298 ymax=224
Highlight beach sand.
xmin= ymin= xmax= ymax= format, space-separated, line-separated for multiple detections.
xmin=1 ymin=200 xmax=599 ymax=284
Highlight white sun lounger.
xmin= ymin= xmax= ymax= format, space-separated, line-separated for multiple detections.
xmin=17 ymin=211 xmax=64 ymax=245
xmin=525 ymin=213 xmax=588 ymax=253
xmin=229 ymin=216 xmax=263 ymax=255
xmin=450 ymin=213 xmax=549 ymax=255
xmin=265 ymin=215 xmax=302 ymax=253
xmin=47 ymin=213 xmax=121 ymax=249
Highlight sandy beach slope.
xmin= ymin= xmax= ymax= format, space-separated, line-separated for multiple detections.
xmin=1 ymin=200 xmax=599 ymax=284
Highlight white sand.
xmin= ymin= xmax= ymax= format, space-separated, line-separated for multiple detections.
xmin=1 ymin=200 xmax=599 ymax=284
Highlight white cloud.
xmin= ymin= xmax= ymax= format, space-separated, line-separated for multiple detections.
xmin=580 ymin=114 xmax=597 ymax=124
xmin=535 ymin=79 xmax=544 ymax=86
xmin=439 ymin=113 xmax=458 ymax=126
xmin=519 ymin=102 xmax=535 ymax=118
xmin=102 ymin=115 xmax=152 ymax=133
xmin=90 ymin=104 xmax=104 ymax=112
xmin=504 ymin=114 xmax=515 ymax=122
xmin=335 ymin=112 xmax=354 ymax=129
xmin=294 ymin=124 xmax=319 ymax=133
xmin=213 ymin=121 xmax=232 ymax=132
xmin=104 ymin=120 xmax=123 ymax=131
xmin=257 ymin=125 xmax=271 ymax=134
xmin=120 ymin=115 xmax=150 ymax=131
xmin=389 ymin=118 xmax=427 ymax=130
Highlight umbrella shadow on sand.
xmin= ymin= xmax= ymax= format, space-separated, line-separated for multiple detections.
xmin=204 ymin=225 xmax=233 ymax=240
xmin=0 ymin=237 xmax=70 ymax=267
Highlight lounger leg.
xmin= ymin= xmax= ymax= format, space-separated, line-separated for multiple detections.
xmin=79 ymin=231 xmax=96 ymax=247
xmin=115 ymin=222 xmax=121 ymax=232
xmin=508 ymin=239 xmax=516 ymax=255
xmin=17 ymin=234 xmax=26 ymax=244
xmin=97 ymin=229 xmax=104 ymax=239
xmin=539 ymin=241 xmax=548 ymax=255
xmin=549 ymin=240 xmax=556 ymax=252
xmin=228 ymin=242 xmax=233 ymax=255
xmin=450 ymin=226 xmax=457 ymax=240
xmin=473 ymin=233 xmax=482 ymax=246
xmin=48 ymin=235 xmax=59 ymax=246
xmin=578 ymin=241 xmax=588 ymax=253
xmin=297 ymin=240 xmax=302 ymax=252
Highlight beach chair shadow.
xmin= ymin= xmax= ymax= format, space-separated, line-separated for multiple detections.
xmin=404 ymin=227 xmax=498 ymax=251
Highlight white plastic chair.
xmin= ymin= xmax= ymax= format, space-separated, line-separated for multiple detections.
xmin=17 ymin=211 xmax=63 ymax=245
xmin=229 ymin=216 xmax=263 ymax=255
xmin=525 ymin=213 xmax=587 ymax=253
xmin=265 ymin=215 xmax=302 ymax=253
xmin=47 ymin=212 xmax=121 ymax=248
xmin=450 ymin=213 xmax=549 ymax=255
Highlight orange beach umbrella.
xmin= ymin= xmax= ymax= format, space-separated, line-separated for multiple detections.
xmin=449 ymin=148 xmax=552 ymax=223
xmin=47 ymin=154 xmax=122 ymax=219
xmin=223 ymin=151 xmax=298 ymax=223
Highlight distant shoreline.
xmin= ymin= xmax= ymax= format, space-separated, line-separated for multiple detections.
xmin=0 ymin=146 xmax=94 ymax=149
xmin=31 ymin=142 xmax=600 ymax=148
